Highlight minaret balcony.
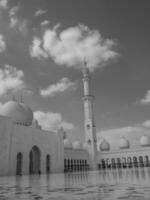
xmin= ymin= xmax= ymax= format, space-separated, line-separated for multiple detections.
xmin=82 ymin=95 xmax=95 ymax=101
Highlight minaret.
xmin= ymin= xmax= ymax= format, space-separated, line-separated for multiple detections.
xmin=82 ymin=62 xmax=97 ymax=170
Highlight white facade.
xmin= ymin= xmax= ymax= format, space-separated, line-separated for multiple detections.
xmin=0 ymin=102 xmax=64 ymax=176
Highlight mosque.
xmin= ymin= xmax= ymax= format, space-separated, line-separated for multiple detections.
xmin=0 ymin=65 xmax=150 ymax=176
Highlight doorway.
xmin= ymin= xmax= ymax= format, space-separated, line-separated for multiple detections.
xmin=29 ymin=146 xmax=41 ymax=174
xmin=16 ymin=152 xmax=23 ymax=175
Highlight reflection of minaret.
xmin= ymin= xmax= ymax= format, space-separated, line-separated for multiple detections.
xmin=82 ymin=61 xmax=97 ymax=170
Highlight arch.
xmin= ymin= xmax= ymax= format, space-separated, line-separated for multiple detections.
xmin=133 ymin=156 xmax=138 ymax=168
xmin=67 ymin=159 xmax=70 ymax=171
xmin=117 ymin=158 xmax=121 ymax=168
xmin=145 ymin=155 xmax=150 ymax=167
xmin=77 ymin=160 xmax=79 ymax=171
xmin=70 ymin=159 xmax=73 ymax=171
xmin=101 ymin=159 xmax=106 ymax=169
xmin=46 ymin=154 xmax=51 ymax=174
xmin=16 ymin=152 xmax=23 ymax=175
xmin=64 ymin=159 xmax=67 ymax=172
xmin=29 ymin=146 xmax=41 ymax=175
xmin=106 ymin=158 xmax=110 ymax=169
xmin=111 ymin=158 xmax=116 ymax=169
xmin=74 ymin=160 xmax=76 ymax=171
xmin=122 ymin=157 xmax=127 ymax=168
xmin=127 ymin=157 xmax=132 ymax=168
xmin=80 ymin=160 xmax=82 ymax=170
xmin=82 ymin=160 xmax=84 ymax=170
xmin=85 ymin=160 xmax=88 ymax=170
xmin=139 ymin=156 xmax=144 ymax=167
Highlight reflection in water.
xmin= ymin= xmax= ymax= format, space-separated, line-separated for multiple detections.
xmin=0 ymin=168 xmax=150 ymax=199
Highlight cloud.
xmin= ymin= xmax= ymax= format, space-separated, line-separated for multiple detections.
xmin=142 ymin=120 xmax=150 ymax=128
xmin=0 ymin=34 xmax=6 ymax=53
xmin=140 ymin=90 xmax=150 ymax=104
xmin=40 ymin=20 xmax=49 ymax=26
xmin=9 ymin=5 xmax=19 ymax=16
xmin=34 ymin=111 xmax=74 ymax=132
xmin=0 ymin=0 xmax=8 ymax=10
xmin=9 ymin=5 xmax=28 ymax=36
xmin=31 ymin=24 xmax=119 ymax=72
xmin=0 ymin=64 xmax=25 ymax=96
xmin=34 ymin=9 xmax=47 ymax=17
xmin=0 ymin=102 xmax=4 ymax=109
xmin=30 ymin=37 xmax=48 ymax=59
xmin=40 ymin=77 xmax=78 ymax=97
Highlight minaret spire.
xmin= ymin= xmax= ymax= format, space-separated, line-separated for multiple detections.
xmin=82 ymin=60 xmax=97 ymax=170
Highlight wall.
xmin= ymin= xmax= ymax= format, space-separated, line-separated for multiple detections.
xmin=0 ymin=116 xmax=13 ymax=176
xmin=8 ymin=124 xmax=64 ymax=175
xmin=64 ymin=148 xmax=89 ymax=162
xmin=97 ymin=147 xmax=150 ymax=166
xmin=0 ymin=115 xmax=64 ymax=176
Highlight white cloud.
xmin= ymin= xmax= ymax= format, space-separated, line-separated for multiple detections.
xmin=30 ymin=37 xmax=48 ymax=59
xmin=10 ymin=18 xmax=28 ymax=36
xmin=40 ymin=20 xmax=49 ymax=26
xmin=0 ymin=34 xmax=6 ymax=53
xmin=40 ymin=77 xmax=78 ymax=97
xmin=0 ymin=102 xmax=4 ymax=110
xmin=31 ymin=24 xmax=119 ymax=72
xmin=0 ymin=0 xmax=8 ymax=9
xmin=34 ymin=9 xmax=47 ymax=17
xmin=142 ymin=120 xmax=150 ymax=128
xmin=34 ymin=111 xmax=74 ymax=132
xmin=0 ymin=64 xmax=25 ymax=96
xmin=9 ymin=6 xmax=28 ymax=36
xmin=9 ymin=5 xmax=19 ymax=16
xmin=140 ymin=90 xmax=150 ymax=104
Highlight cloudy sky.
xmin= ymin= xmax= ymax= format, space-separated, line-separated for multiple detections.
xmin=0 ymin=0 xmax=150 ymax=143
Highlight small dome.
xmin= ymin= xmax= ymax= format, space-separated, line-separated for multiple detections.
xmin=73 ymin=141 xmax=83 ymax=150
xmin=140 ymin=135 xmax=150 ymax=147
xmin=64 ymin=139 xmax=72 ymax=149
xmin=119 ymin=137 xmax=130 ymax=149
xmin=0 ymin=101 xmax=33 ymax=126
xmin=83 ymin=143 xmax=88 ymax=150
xmin=99 ymin=139 xmax=110 ymax=151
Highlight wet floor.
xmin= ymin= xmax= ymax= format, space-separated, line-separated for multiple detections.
xmin=0 ymin=168 xmax=150 ymax=200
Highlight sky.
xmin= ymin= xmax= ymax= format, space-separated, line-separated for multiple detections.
xmin=0 ymin=0 xmax=150 ymax=143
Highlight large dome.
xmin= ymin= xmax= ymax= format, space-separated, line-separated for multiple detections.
xmin=140 ymin=135 xmax=150 ymax=147
xmin=73 ymin=141 xmax=83 ymax=150
xmin=99 ymin=139 xmax=110 ymax=151
xmin=119 ymin=137 xmax=130 ymax=149
xmin=0 ymin=101 xmax=33 ymax=126
xmin=64 ymin=139 xmax=73 ymax=149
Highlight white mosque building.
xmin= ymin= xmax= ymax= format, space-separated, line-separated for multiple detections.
xmin=0 ymin=65 xmax=150 ymax=176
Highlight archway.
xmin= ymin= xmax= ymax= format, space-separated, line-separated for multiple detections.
xmin=16 ymin=152 xmax=23 ymax=175
xmin=139 ymin=156 xmax=144 ymax=167
xmin=122 ymin=157 xmax=127 ymax=168
xmin=46 ymin=154 xmax=51 ymax=174
xmin=127 ymin=157 xmax=132 ymax=168
xmin=117 ymin=158 xmax=121 ymax=168
xmin=145 ymin=155 xmax=150 ymax=167
xmin=29 ymin=146 xmax=41 ymax=175
xmin=133 ymin=156 xmax=138 ymax=168
xmin=111 ymin=158 xmax=116 ymax=169
xmin=101 ymin=159 xmax=106 ymax=169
